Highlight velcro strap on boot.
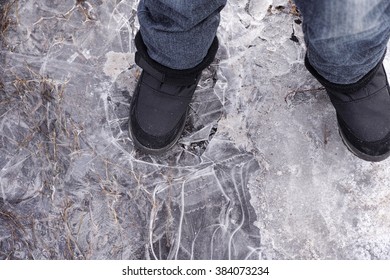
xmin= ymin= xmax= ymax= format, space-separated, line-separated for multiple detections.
xmin=134 ymin=32 xmax=219 ymax=86
xmin=304 ymin=54 xmax=385 ymax=93
xmin=135 ymin=52 xmax=199 ymax=86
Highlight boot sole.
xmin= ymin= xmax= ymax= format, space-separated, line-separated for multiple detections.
xmin=338 ymin=125 xmax=390 ymax=162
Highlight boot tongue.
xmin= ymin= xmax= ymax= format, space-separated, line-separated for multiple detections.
xmin=136 ymin=72 xmax=194 ymax=137
xmin=329 ymin=65 xmax=390 ymax=142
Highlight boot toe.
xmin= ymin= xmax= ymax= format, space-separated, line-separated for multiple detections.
xmin=338 ymin=115 xmax=390 ymax=162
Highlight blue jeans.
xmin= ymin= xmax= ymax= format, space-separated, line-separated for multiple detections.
xmin=138 ymin=0 xmax=390 ymax=84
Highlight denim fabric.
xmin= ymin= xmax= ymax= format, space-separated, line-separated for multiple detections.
xmin=138 ymin=0 xmax=390 ymax=84
xmin=137 ymin=0 xmax=227 ymax=70
xmin=294 ymin=0 xmax=390 ymax=84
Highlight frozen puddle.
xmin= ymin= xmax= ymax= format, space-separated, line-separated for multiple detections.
xmin=1 ymin=0 xmax=390 ymax=259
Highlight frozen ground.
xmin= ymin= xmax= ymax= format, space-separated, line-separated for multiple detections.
xmin=1 ymin=0 xmax=390 ymax=259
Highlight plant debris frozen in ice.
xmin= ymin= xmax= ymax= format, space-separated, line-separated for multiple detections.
xmin=1 ymin=0 xmax=390 ymax=260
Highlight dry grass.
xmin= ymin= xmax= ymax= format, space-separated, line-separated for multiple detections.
xmin=267 ymin=0 xmax=301 ymax=17
xmin=0 ymin=0 xmax=18 ymax=47
xmin=0 ymin=201 xmax=35 ymax=259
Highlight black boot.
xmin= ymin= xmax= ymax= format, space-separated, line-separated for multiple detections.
xmin=305 ymin=56 xmax=390 ymax=162
xmin=129 ymin=32 xmax=219 ymax=154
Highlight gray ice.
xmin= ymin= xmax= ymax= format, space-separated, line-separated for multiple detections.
xmin=1 ymin=0 xmax=390 ymax=260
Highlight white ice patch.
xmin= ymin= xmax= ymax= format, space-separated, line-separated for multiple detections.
xmin=384 ymin=41 xmax=390 ymax=75
xmin=103 ymin=51 xmax=134 ymax=81
xmin=67 ymin=52 xmax=79 ymax=63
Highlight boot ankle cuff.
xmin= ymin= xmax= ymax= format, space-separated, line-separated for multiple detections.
xmin=134 ymin=32 xmax=219 ymax=85
xmin=304 ymin=54 xmax=385 ymax=93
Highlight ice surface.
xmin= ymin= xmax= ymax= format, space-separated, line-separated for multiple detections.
xmin=1 ymin=0 xmax=390 ymax=260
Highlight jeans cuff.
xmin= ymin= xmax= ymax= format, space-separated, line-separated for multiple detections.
xmin=135 ymin=31 xmax=219 ymax=85
xmin=304 ymin=53 xmax=386 ymax=93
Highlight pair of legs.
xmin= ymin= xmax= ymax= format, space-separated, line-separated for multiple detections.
xmin=130 ymin=0 xmax=390 ymax=161
xmin=138 ymin=0 xmax=389 ymax=84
